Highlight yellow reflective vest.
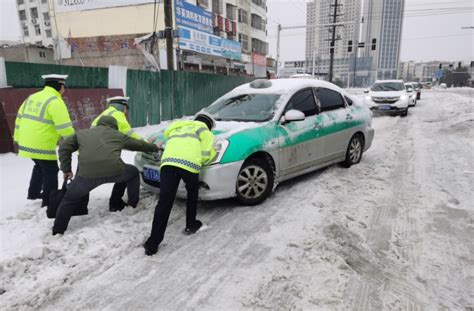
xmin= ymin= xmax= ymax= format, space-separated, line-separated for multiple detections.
xmin=13 ymin=86 xmax=75 ymax=160
xmin=91 ymin=106 xmax=142 ymax=140
xmin=161 ymin=120 xmax=216 ymax=173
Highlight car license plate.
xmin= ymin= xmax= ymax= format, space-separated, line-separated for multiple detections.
xmin=143 ymin=166 xmax=160 ymax=182
xmin=379 ymin=105 xmax=391 ymax=110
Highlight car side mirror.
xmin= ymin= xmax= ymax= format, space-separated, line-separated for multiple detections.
xmin=363 ymin=89 xmax=369 ymax=93
xmin=282 ymin=109 xmax=305 ymax=124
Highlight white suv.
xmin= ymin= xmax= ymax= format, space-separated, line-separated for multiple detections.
xmin=364 ymin=80 xmax=410 ymax=117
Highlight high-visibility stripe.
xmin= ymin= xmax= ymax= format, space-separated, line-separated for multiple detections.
xmin=39 ymin=96 xmax=58 ymax=119
xmin=196 ymin=127 xmax=207 ymax=136
xmin=161 ymin=157 xmax=201 ymax=171
xmin=21 ymin=114 xmax=54 ymax=125
xmin=15 ymin=125 xmax=20 ymax=129
xmin=126 ymin=129 xmax=134 ymax=136
xmin=202 ymin=151 xmax=210 ymax=157
xmin=168 ymin=133 xmax=199 ymax=140
xmin=107 ymin=110 xmax=117 ymax=116
xmin=55 ymin=122 xmax=73 ymax=130
xmin=17 ymin=114 xmax=23 ymax=119
xmin=18 ymin=145 xmax=56 ymax=155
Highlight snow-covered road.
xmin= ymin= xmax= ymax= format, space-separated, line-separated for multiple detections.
xmin=1 ymin=88 xmax=472 ymax=310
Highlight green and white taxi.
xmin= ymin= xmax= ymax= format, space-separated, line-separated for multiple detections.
xmin=135 ymin=79 xmax=374 ymax=205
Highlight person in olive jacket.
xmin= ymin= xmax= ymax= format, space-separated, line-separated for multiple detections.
xmin=53 ymin=116 xmax=159 ymax=235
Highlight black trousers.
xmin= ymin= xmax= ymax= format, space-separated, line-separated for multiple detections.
xmin=53 ymin=164 xmax=140 ymax=233
xmin=28 ymin=159 xmax=59 ymax=206
xmin=147 ymin=166 xmax=200 ymax=247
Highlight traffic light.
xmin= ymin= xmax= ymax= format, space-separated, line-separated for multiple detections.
xmin=371 ymin=38 xmax=376 ymax=51
xmin=439 ymin=63 xmax=442 ymax=69
xmin=458 ymin=62 xmax=462 ymax=68
xmin=330 ymin=41 xmax=335 ymax=54
xmin=348 ymin=40 xmax=353 ymax=52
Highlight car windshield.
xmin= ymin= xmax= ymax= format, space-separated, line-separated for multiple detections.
xmin=371 ymin=82 xmax=405 ymax=91
xmin=405 ymin=85 xmax=413 ymax=91
xmin=205 ymin=94 xmax=281 ymax=122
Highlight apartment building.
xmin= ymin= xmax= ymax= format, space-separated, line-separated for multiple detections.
xmin=16 ymin=0 xmax=54 ymax=47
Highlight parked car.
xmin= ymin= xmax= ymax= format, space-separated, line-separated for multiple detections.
xmin=135 ymin=79 xmax=375 ymax=205
xmin=404 ymin=82 xmax=417 ymax=107
xmin=364 ymin=80 xmax=410 ymax=117
xmin=440 ymin=83 xmax=447 ymax=89
xmin=409 ymin=81 xmax=422 ymax=99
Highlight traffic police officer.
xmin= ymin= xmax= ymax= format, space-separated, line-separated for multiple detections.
xmin=13 ymin=74 xmax=75 ymax=207
xmin=144 ymin=112 xmax=216 ymax=256
xmin=91 ymin=96 xmax=142 ymax=140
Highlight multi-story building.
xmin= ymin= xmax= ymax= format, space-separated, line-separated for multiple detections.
xmin=305 ymin=0 xmax=361 ymax=84
xmin=40 ymin=0 xmax=266 ymax=74
xmin=16 ymin=0 xmax=54 ymax=47
xmin=360 ymin=0 xmax=405 ymax=85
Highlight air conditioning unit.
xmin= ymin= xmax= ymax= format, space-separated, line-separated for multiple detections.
xmin=31 ymin=18 xmax=37 ymax=24
xmin=45 ymin=21 xmax=50 ymax=26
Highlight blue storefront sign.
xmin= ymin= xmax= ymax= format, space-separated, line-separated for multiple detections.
xmin=221 ymin=38 xmax=241 ymax=61
xmin=175 ymin=0 xmax=213 ymax=34
xmin=175 ymin=0 xmax=241 ymax=61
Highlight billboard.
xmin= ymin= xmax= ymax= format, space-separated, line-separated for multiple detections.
xmin=175 ymin=0 xmax=240 ymax=60
xmin=55 ymin=0 xmax=154 ymax=12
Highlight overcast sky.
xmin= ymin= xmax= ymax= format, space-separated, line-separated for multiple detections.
xmin=1 ymin=0 xmax=473 ymax=63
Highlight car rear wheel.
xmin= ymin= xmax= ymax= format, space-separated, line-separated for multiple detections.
xmin=342 ymin=134 xmax=364 ymax=168
xmin=236 ymin=158 xmax=274 ymax=205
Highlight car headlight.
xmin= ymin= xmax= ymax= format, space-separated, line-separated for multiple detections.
xmin=399 ymin=95 xmax=407 ymax=100
xmin=365 ymin=95 xmax=371 ymax=100
xmin=209 ymin=139 xmax=229 ymax=165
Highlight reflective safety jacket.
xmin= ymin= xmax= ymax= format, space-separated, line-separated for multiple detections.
xmin=91 ymin=106 xmax=142 ymax=140
xmin=13 ymin=86 xmax=75 ymax=160
xmin=161 ymin=120 xmax=216 ymax=173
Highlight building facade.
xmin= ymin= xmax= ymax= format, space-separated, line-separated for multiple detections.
xmin=360 ymin=0 xmax=405 ymax=85
xmin=16 ymin=0 xmax=54 ymax=47
xmin=37 ymin=0 xmax=267 ymax=74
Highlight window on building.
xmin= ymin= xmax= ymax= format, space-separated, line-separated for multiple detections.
xmin=23 ymin=25 xmax=29 ymax=37
xmin=285 ymin=88 xmax=318 ymax=117
xmin=316 ymin=88 xmax=345 ymax=112
xmin=45 ymin=29 xmax=52 ymax=38
xmin=238 ymin=9 xmax=248 ymax=24
xmin=371 ymin=38 xmax=376 ymax=51
xmin=251 ymin=38 xmax=268 ymax=55
xmin=19 ymin=10 xmax=26 ymax=21
xmin=197 ymin=0 xmax=209 ymax=8
xmin=17 ymin=0 xmax=24 ymax=5
xmin=39 ymin=51 xmax=46 ymax=58
xmin=251 ymin=13 xmax=264 ymax=31
xmin=226 ymin=4 xmax=235 ymax=20
xmin=30 ymin=7 xmax=38 ymax=19
xmin=34 ymin=24 xmax=41 ymax=35
xmin=238 ymin=33 xmax=249 ymax=52
xmin=251 ymin=0 xmax=266 ymax=9
xmin=43 ymin=12 xmax=49 ymax=21
xmin=41 ymin=0 xmax=47 ymax=3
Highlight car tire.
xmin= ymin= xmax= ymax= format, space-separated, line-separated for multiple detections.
xmin=400 ymin=108 xmax=408 ymax=117
xmin=342 ymin=134 xmax=364 ymax=168
xmin=235 ymin=158 xmax=274 ymax=206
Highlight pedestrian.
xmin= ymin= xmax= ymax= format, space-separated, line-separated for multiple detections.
xmin=13 ymin=74 xmax=75 ymax=207
xmin=52 ymin=116 xmax=160 ymax=235
xmin=91 ymin=96 xmax=142 ymax=140
xmin=143 ymin=112 xmax=216 ymax=256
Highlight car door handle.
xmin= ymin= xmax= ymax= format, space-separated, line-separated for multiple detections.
xmin=346 ymin=114 xmax=353 ymax=120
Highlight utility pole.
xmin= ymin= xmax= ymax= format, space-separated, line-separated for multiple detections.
xmin=164 ymin=0 xmax=174 ymax=70
xmin=276 ymin=24 xmax=281 ymax=77
xmin=328 ymin=0 xmax=342 ymax=83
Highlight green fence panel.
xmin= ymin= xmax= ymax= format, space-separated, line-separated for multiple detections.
xmin=5 ymin=61 xmax=108 ymax=88
xmin=126 ymin=69 xmax=151 ymax=127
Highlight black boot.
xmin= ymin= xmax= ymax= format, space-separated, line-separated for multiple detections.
xmin=184 ymin=220 xmax=203 ymax=235
xmin=109 ymin=199 xmax=126 ymax=212
xmin=143 ymin=238 xmax=159 ymax=256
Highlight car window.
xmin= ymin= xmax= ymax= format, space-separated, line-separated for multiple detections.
xmin=344 ymin=95 xmax=353 ymax=106
xmin=405 ymin=85 xmax=413 ymax=91
xmin=371 ymin=82 xmax=405 ymax=91
xmin=205 ymin=94 xmax=281 ymax=122
xmin=285 ymin=88 xmax=318 ymax=117
xmin=316 ymin=88 xmax=346 ymax=112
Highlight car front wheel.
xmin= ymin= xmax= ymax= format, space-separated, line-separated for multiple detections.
xmin=236 ymin=158 xmax=274 ymax=205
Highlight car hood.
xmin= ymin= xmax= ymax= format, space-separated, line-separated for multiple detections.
xmin=146 ymin=120 xmax=262 ymax=143
xmin=369 ymin=91 xmax=405 ymax=97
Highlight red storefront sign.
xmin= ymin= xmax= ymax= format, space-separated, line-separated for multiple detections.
xmin=252 ymin=52 xmax=267 ymax=66
xmin=225 ymin=18 xmax=230 ymax=32
xmin=231 ymin=21 xmax=237 ymax=34
xmin=218 ymin=16 xmax=224 ymax=31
